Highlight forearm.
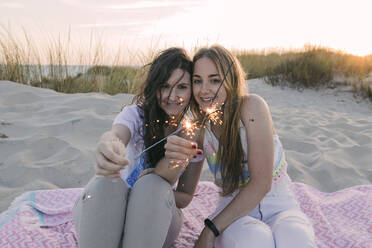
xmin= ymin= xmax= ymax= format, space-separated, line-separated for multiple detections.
xmin=100 ymin=130 xmax=119 ymax=142
xmin=154 ymin=158 xmax=185 ymax=185
xmin=99 ymin=129 xmax=127 ymax=148
xmin=174 ymin=160 xmax=204 ymax=209
xmin=212 ymin=180 xmax=270 ymax=233
xmin=174 ymin=190 xmax=192 ymax=209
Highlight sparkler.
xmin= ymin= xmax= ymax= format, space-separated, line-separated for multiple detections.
xmin=205 ymin=105 xmax=223 ymax=126
xmin=181 ymin=118 xmax=198 ymax=139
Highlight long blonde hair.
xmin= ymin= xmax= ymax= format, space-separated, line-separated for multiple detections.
xmin=192 ymin=45 xmax=247 ymax=195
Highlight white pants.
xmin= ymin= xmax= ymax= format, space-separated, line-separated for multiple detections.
xmin=210 ymin=175 xmax=316 ymax=248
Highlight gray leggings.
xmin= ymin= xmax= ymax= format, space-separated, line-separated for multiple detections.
xmin=72 ymin=174 xmax=183 ymax=248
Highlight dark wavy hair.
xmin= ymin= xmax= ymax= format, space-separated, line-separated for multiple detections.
xmin=134 ymin=47 xmax=193 ymax=168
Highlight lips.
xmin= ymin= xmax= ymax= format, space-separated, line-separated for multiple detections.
xmin=200 ymin=97 xmax=213 ymax=103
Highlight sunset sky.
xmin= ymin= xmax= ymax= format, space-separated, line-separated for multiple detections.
xmin=1 ymin=0 xmax=371 ymax=62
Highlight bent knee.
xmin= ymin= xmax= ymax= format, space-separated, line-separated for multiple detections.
xmin=216 ymin=218 xmax=275 ymax=248
xmin=272 ymin=210 xmax=315 ymax=247
xmin=134 ymin=173 xmax=171 ymax=191
xmin=131 ymin=174 xmax=174 ymax=208
xmin=272 ymin=210 xmax=313 ymax=231
xmin=79 ymin=176 xmax=129 ymax=203
xmin=241 ymin=222 xmax=274 ymax=246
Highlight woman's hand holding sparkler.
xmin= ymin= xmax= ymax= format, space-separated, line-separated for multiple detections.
xmin=164 ymin=135 xmax=203 ymax=170
xmin=94 ymin=131 xmax=130 ymax=178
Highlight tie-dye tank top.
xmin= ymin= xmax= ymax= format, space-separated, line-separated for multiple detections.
xmin=203 ymin=121 xmax=288 ymax=187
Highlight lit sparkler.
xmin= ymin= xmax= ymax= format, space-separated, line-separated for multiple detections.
xmin=205 ymin=104 xmax=223 ymax=126
xmin=180 ymin=118 xmax=199 ymax=139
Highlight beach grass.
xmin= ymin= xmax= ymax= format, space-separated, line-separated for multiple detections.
xmin=236 ymin=46 xmax=372 ymax=100
xmin=1 ymin=26 xmax=372 ymax=100
xmin=0 ymin=26 xmax=146 ymax=95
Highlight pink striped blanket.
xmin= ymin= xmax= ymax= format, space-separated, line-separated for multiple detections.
xmin=1 ymin=182 xmax=371 ymax=248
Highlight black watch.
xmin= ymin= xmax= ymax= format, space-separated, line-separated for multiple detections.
xmin=204 ymin=218 xmax=220 ymax=237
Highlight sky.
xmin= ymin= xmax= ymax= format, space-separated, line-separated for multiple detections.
xmin=1 ymin=0 xmax=371 ymax=64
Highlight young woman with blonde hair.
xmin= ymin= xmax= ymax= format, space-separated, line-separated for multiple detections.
xmin=166 ymin=45 xmax=316 ymax=247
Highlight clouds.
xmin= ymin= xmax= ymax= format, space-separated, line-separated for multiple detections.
xmin=66 ymin=0 xmax=204 ymax=40
xmin=0 ymin=2 xmax=24 ymax=9
xmin=1 ymin=0 xmax=371 ymax=56
xmin=13 ymin=0 xmax=201 ymax=35
xmin=107 ymin=1 xmax=198 ymax=11
xmin=55 ymin=0 xmax=201 ymax=15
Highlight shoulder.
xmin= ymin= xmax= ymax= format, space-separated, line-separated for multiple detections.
xmin=113 ymin=104 xmax=144 ymax=129
xmin=240 ymin=94 xmax=273 ymax=134
xmin=240 ymin=95 xmax=274 ymax=148
xmin=241 ymin=94 xmax=270 ymax=118
xmin=118 ymin=104 xmax=143 ymax=120
xmin=122 ymin=104 xmax=143 ymax=115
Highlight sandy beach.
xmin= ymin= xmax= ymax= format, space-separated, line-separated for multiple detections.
xmin=1 ymin=79 xmax=372 ymax=213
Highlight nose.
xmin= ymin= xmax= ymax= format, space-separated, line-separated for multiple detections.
xmin=200 ymin=81 xmax=209 ymax=93
xmin=167 ymin=87 xmax=178 ymax=103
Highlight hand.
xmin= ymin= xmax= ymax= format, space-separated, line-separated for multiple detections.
xmin=194 ymin=228 xmax=216 ymax=248
xmin=164 ymin=135 xmax=203 ymax=170
xmin=94 ymin=131 xmax=130 ymax=178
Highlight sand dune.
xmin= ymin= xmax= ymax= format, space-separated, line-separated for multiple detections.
xmin=1 ymin=80 xmax=372 ymax=212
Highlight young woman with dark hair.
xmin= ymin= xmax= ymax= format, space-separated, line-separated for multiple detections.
xmin=73 ymin=47 xmax=204 ymax=248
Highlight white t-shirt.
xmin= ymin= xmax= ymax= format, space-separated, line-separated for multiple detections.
xmin=113 ymin=105 xmax=203 ymax=188
xmin=113 ymin=105 xmax=147 ymax=188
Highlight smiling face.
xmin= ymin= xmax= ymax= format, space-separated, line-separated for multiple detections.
xmin=192 ymin=57 xmax=227 ymax=112
xmin=157 ymin=68 xmax=191 ymax=117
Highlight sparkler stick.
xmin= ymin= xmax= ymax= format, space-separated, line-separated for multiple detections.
xmin=135 ymin=126 xmax=182 ymax=159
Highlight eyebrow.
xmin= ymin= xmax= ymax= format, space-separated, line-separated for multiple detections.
xmin=193 ymin=74 xmax=220 ymax=78
xmin=166 ymin=81 xmax=190 ymax=87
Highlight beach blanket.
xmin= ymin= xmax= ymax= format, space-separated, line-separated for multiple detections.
xmin=0 ymin=182 xmax=371 ymax=248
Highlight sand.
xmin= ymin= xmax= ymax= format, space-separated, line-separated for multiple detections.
xmin=1 ymin=80 xmax=371 ymax=212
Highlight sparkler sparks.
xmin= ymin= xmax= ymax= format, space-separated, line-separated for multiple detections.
xmin=180 ymin=118 xmax=199 ymax=139
xmin=205 ymin=105 xmax=223 ymax=126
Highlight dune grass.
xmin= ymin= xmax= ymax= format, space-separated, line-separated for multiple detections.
xmin=236 ymin=46 xmax=372 ymax=100
xmin=0 ymin=26 xmax=147 ymax=95
xmin=1 ymin=26 xmax=372 ymax=101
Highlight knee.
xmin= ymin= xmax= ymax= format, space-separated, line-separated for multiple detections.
xmin=272 ymin=211 xmax=315 ymax=247
xmin=242 ymin=223 xmax=275 ymax=247
xmin=131 ymin=174 xmax=174 ymax=208
xmin=75 ymin=176 xmax=129 ymax=211
xmin=86 ymin=176 xmax=129 ymax=196
xmin=216 ymin=218 xmax=275 ymax=248
xmin=134 ymin=173 xmax=171 ymax=193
